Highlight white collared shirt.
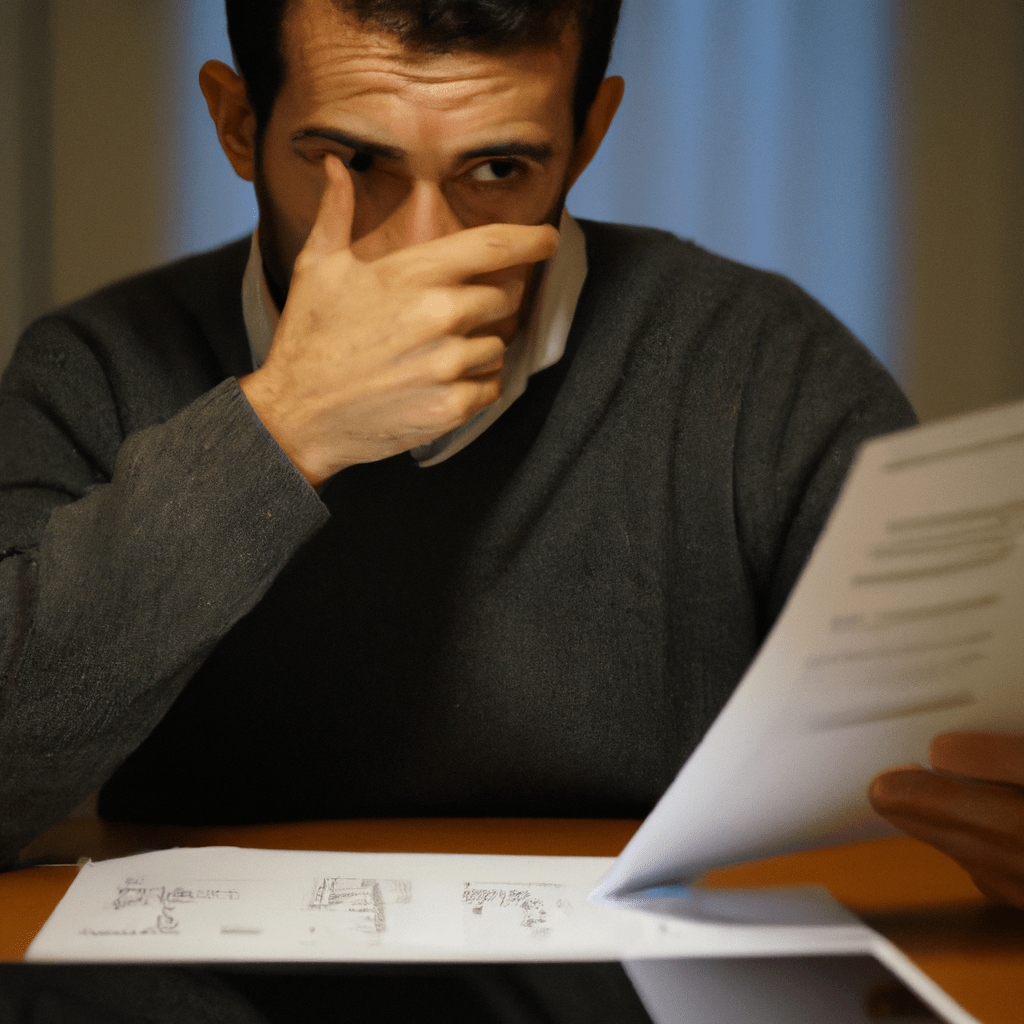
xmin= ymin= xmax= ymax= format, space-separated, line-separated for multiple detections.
xmin=240 ymin=209 xmax=588 ymax=468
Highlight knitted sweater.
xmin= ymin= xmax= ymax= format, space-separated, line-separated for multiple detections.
xmin=0 ymin=221 xmax=915 ymax=862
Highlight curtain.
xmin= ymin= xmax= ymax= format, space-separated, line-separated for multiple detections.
xmin=569 ymin=0 xmax=898 ymax=369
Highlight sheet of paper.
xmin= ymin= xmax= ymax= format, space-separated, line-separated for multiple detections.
xmin=26 ymin=847 xmax=874 ymax=964
xmin=596 ymin=398 xmax=1024 ymax=899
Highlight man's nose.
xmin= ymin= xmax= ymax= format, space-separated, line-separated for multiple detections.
xmin=379 ymin=181 xmax=463 ymax=253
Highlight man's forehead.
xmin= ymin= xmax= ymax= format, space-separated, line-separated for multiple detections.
xmin=280 ymin=0 xmax=580 ymax=95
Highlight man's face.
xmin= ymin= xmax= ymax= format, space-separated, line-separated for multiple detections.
xmin=255 ymin=0 xmax=583 ymax=303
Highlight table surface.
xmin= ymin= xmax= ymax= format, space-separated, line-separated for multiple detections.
xmin=4 ymin=817 xmax=1024 ymax=1024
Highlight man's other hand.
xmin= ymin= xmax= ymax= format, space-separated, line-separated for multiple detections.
xmin=240 ymin=154 xmax=560 ymax=488
xmin=870 ymin=732 xmax=1024 ymax=910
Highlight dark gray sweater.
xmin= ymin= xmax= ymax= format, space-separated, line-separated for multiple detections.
xmin=0 ymin=221 xmax=914 ymax=864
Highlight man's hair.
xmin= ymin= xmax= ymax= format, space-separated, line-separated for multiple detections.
xmin=225 ymin=0 xmax=622 ymax=142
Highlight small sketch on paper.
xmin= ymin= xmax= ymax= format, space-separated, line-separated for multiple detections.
xmin=79 ymin=879 xmax=240 ymax=937
xmin=305 ymin=878 xmax=411 ymax=941
xmin=462 ymin=882 xmax=573 ymax=942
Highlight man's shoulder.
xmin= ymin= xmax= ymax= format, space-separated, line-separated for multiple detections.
xmin=565 ymin=217 xmax=914 ymax=437
xmin=570 ymin=217 xmax=892 ymax=373
xmin=54 ymin=237 xmax=250 ymax=331
xmin=574 ymin=218 xmax=814 ymax=310
xmin=21 ymin=238 xmax=253 ymax=384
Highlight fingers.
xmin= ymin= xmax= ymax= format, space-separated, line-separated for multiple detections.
xmin=459 ymin=336 xmax=506 ymax=379
xmin=930 ymin=732 xmax=1024 ymax=787
xmin=449 ymin=375 xmax=502 ymax=417
xmin=413 ymin=332 xmax=505 ymax=384
xmin=405 ymin=280 xmax=524 ymax=348
xmin=957 ymin=862 xmax=1024 ymax=909
xmin=886 ymin=809 xmax=1024 ymax=910
xmin=870 ymin=766 xmax=1024 ymax=908
xmin=400 ymin=221 xmax=560 ymax=285
xmin=455 ymin=279 xmax=526 ymax=333
xmin=411 ymin=373 xmax=502 ymax=434
xmin=300 ymin=154 xmax=355 ymax=260
xmin=870 ymin=766 xmax=1024 ymax=831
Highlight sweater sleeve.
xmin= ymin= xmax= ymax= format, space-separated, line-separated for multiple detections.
xmin=0 ymin=317 xmax=329 ymax=865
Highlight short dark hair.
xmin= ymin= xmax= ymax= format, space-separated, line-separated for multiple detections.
xmin=225 ymin=0 xmax=622 ymax=142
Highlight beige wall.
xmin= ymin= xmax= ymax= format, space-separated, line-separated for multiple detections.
xmin=1 ymin=1 xmax=51 ymax=366
xmin=3 ymin=1 xmax=1024 ymax=421
xmin=898 ymin=0 xmax=1024 ymax=421
xmin=1 ymin=0 xmax=174 ymax=368
xmin=49 ymin=0 xmax=170 ymax=308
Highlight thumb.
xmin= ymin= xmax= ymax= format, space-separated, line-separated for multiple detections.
xmin=302 ymin=153 xmax=355 ymax=258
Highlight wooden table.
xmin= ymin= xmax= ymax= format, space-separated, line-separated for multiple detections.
xmin=4 ymin=817 xmax=1024 ymax=1023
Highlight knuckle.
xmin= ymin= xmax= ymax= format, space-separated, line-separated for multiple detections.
xmin=430 ymin=380 xmax=498 ymax=426
xmin=477 ymin=378 xmax=502 ymax=407
xmin=420 ymin=290 xmax=461 ymax=331
xmin=291 ymin=249 xmax=319 ymax=277
xmin=428 ymin=345 xmax=465 ymax=383
xmin=476 ymin=335 xmax=506 ymax=367
xmin=424 ymin=387 xmax=467 ymax=427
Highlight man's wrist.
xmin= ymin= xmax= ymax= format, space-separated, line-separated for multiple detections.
xmin=238 ymin=369 xmax=341 ymax=489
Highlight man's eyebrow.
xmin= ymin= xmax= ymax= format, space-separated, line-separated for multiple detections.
xmin=293 ymin=128 xmax=405 ymax=161
xmin=461 ymin=142 xmax=554 ymax=164
xmin=293 ymin=129 xmax=554 ymax=166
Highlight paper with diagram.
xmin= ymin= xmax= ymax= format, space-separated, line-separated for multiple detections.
xmin=597 ymin=398 xmax=1024 ymax=899
xmin=26 ymin=847 xmax=876 ymax=964
xmin=25 ymin=846 xmax=977 ymax=1023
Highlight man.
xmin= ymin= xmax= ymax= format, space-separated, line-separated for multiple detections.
xmin=3 ymin=0 xmax=910 ymax=848
xmin=1 ymin=0 xmax=1021 ymax=1018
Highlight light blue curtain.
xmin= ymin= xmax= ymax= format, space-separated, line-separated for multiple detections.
xmin=570 ymin=0 xmax=898 ymax=369
xmin=169 ymin=0 xmax=898 ymax=369
xmin=164 ymin=0 xmax=257 ymax=259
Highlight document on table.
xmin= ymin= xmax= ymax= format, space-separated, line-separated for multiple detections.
xmin=26 ymin=846 xmax=975 ymax=1023
xmin=597 ymin=398 xmax=1024 ymax=899
xmin=27 ymin=847 xmax=874 ymax=964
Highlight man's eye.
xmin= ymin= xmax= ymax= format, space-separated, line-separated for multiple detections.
xmin=470 ymin=160 xmax=519 ymax=183
xmin=343 ymin=151 xmax=374 ymax=173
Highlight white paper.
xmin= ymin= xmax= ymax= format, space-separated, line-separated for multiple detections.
xmin=596 ymin=398 xmax=1024 ymax=899
xmin=27 ymin=847 xmax=973 ymax=1022
xmin=26 ymin=847 xmax=873 ymax=964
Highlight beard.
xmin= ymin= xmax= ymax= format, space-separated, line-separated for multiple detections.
xmin=251 ymin=164 xmax=292 ymax=314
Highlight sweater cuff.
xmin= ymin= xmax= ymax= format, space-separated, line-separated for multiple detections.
xmin=111 ymin=376 xmax=331 ymax=616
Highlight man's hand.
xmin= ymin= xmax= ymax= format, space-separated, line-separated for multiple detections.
xmin=869 ymin=732 xmax=1024 ymax=909
xmin=240 ymin=154 xmax=559 ymax=488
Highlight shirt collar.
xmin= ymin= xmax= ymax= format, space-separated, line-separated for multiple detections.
xmin=241 ymin=209 xmax=587 ymax=468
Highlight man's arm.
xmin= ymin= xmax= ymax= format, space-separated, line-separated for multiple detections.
xmin=870 ymin=732 xmax=1024 ymax=909
xmin=0 ymin=377 xmax=330 ymax=864
xmin=0 ymin=157 xmax=556 ymax=865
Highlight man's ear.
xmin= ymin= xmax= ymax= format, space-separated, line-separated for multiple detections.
xmin=566 ymin=75 xmax=624 ymax=190
xmin=199 ymin=59 xmax=258 ymax=183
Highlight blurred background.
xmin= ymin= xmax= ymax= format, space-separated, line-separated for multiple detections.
xmin=2 ymin=0 xmax=1022 ymax=421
